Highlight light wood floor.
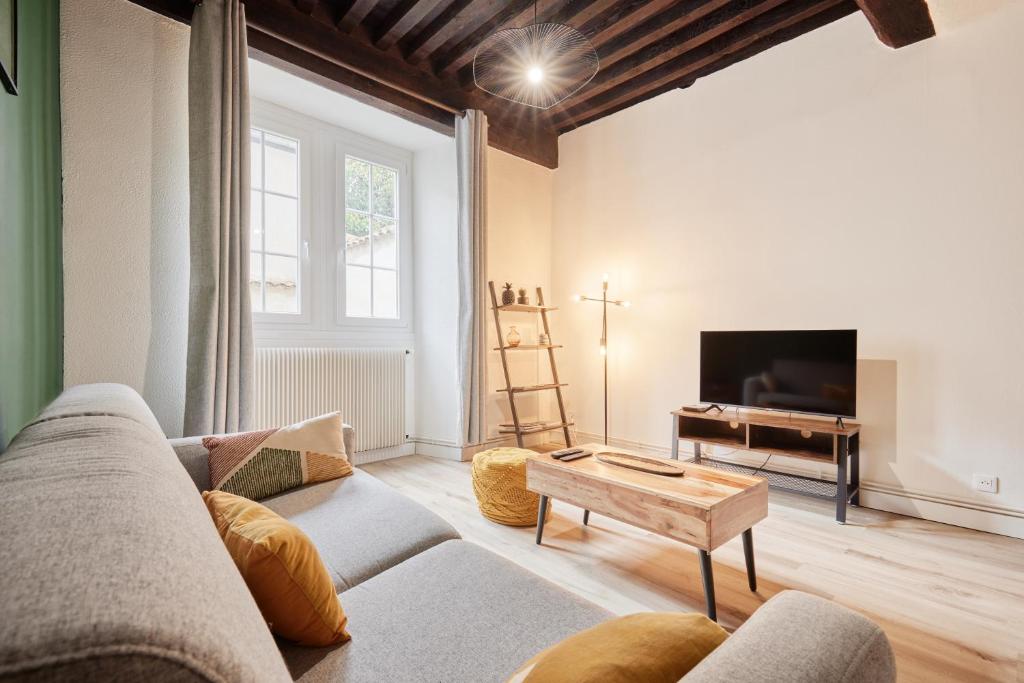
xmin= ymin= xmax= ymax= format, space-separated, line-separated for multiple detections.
xmin=363 ymin=454 xmax=1024 ymax=683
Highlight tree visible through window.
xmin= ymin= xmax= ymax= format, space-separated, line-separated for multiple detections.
xmin=345 ymin=156 xmax=398 ymax=319
xmin=250 ymin=129 xmax=300 ymax=314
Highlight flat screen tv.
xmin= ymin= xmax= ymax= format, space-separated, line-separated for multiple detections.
xmin=700 ymin=330 xmax=857 ymax=418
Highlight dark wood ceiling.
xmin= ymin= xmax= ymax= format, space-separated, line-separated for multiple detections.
xmin=131 ymin=0 xmax=934 ymax=167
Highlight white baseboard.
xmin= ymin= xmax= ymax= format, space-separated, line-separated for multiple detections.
xmin=574 ymin=431 xmax=1024 ymax=540
xmin=350 ymin=442 xmax=415 ymax=465
xmin=411 ymin=432 xmax=551 ymax=461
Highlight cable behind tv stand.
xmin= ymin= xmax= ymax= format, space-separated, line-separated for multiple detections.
xmin=670 ymin=409 xmax=861 ymax=523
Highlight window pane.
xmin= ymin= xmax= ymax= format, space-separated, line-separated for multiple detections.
xmin=249 ymin=252 xmax=264 ymax=313
xmin=345 ymin=210 xmax=371 ymax=265
xmin=346 ymin=265 xmax=371 ymax=318
xmin=250 ymin=131 xmax=263 ymax=190
xmin=250 ymin=189 xmax=263 ymax=248
xmin=265 ymin=194 xmax=298 ymax=256
xmin=265 ymin=133 xmax=298 ymax=196
xmin=372 ymin=268 xmax=398 ymax=319
xmin=265 ymin=255 xmax=298 ymax=314
xmin=372 ymin=216 xmax=397 ymax=269
xmin=372 ymin=164 xmax=397 ymax=218
xmin=345 ymin=157 xmax=370 ymax=212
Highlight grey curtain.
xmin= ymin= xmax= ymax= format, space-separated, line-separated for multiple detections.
xmin=456 ymin=110 xmax=488 ymax=446
xmin=183 ymin=0 xmax=254 ymax=436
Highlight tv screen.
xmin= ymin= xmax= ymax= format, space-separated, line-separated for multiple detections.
xmin=700 ymin=330 xmax=857 ymax=418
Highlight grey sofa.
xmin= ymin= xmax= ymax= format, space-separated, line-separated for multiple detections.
xmin=0 ymin=384 xmax=896 ymax=682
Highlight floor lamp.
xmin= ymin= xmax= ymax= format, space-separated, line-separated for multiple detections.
xmin=573 ymin=274 xmax=630 ymax=445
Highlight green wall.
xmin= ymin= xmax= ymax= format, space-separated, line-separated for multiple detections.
xmin=0 ymin=0 xmax=62 ymax=451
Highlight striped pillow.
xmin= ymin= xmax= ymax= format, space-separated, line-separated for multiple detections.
xmin=204 ymin=412 xmax=353 ymax=500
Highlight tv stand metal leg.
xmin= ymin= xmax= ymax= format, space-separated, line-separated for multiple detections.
xmin=694 ymin=441 xmax=702 ymax=464
xmin=671 ymin=414 xmax=680 ymax=460
xmin=836 ymin=436 xmax=848 ymax=524
xmin=850 ymin=433 xmax=860 ymax=506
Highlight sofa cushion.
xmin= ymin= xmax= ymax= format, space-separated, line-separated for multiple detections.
xmin=280 ymin=540 xmax=613 ymax=683
xmin=204 ymin=491 xmax=351 ymax=647
xmin=508 ymin=612 xmax=728 ymax=682
xmin=261 ymin=470 xmax=461 ymax=592
xmin=170 ymin=424 xmax=356 ymax=492
xmin=0 ymin=386 xmax=292 ymax=683
xmin=205 ymin=412 xmax=352 ymax=500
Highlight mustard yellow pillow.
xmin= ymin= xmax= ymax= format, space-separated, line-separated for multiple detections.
xmin=203 ymin=490 xmax=350 ymax=647
xmin=508 ymin=613 xmax=727 ymax=683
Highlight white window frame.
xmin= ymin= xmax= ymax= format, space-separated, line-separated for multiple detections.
xmin=251 ymin=99 xmax=414 ymax=346
xmin=249 ymin=109 xmax=314 ymax=329
xmin=333 ymin=137 xmax=413 ymax=330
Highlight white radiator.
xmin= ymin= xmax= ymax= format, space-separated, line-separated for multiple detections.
xmin=254 ymin=348 xmax=407 ymax=455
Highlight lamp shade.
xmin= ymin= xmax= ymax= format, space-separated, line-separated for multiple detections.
xmin=473 ymin=22 xmax=599 ymax=110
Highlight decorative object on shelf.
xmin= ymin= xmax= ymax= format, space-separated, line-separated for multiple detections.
xmin=487 ymin=281 xmax=572 ymax=449
xmin=502 ymin=282 xmax=516 ymax=305
xmin=572 ymin=273 xmax=630 ymax=445
xmin=538 ymin=333 xmax=550 ymax=346
xmin=1 ymin=0 xmax=18 ymax=95
xmin=472 ymin=0 xmax=599 ymax=110
xmin=517 ymin=288 xmax=529 ymax=305
xmin=595 ymin=451 xmax=686 ymax=477
xmin=506 ymin=326 xmax=522 ymax=348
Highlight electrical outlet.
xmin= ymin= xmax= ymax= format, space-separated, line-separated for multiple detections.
xmin=972 ymin=474 xmax=998 ymax=493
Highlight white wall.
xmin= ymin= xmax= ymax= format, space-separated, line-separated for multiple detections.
xmin=550 ymin=1 xmax=1024 ymax=536
xmin=61 ymin=0 xmax=190 ymax=435
xmin=412 ymin=141 xmax=460 ymax=450
xmin=486 ymin=149 xmax=557 ymax=443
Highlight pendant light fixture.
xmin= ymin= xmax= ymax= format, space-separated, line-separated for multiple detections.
xmin=473 ymin=1 xmax=599 ymax=110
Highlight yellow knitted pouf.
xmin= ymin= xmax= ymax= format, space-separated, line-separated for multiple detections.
xmin=472 ymin=447 xmax=550 ymax=527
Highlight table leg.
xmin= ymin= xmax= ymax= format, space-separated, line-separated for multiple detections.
xmin=850 ymin=433 xmax=860 ymax=506
xmin=583 ymin=509 xmax=590 ymax=526
xmin=837 ymin=436 xmax=848 ymax=524
xmin=698 ymin=550 xmax=717 ymax=622
xmin=535 ymin=495 xmax=549 ymax=545
xmin=742 ymin=528 xmax=756 ymax=592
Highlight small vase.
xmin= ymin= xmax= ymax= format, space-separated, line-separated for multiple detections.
xmin=502 ymin=283 xmax=516 ymax=306
xmin=506 ymin=326 xmax=522 ymax=348
xmin=517 ymin=288 xmax=529 ymax=305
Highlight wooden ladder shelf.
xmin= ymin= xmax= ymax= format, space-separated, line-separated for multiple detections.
xmin=488 ymin=281 xmax=573 ymax=449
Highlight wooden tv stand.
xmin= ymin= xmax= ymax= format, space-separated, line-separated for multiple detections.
xmin=670 ymin=408 xmax=861 ymax=523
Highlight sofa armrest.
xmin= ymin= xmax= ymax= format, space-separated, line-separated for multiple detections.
xmin=169 ymin=425 xmax=356 ymax=491
xmin=682 ymin=591 xmax=896 ymax=683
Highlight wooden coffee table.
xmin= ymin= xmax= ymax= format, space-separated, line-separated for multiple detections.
xmin=526 ymin=444 xmax=768 ymax=621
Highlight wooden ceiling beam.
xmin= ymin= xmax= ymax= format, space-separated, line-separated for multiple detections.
xmin=549 ymin=0 xmax=792 ymax=122
xmin=554 ymin=0 xmax=857 ymax=131
xmin=373 ymin=0 xmax=444 ymax=50
xmin=855 ymin=0 xmax=934 ymax=48
xmin=431 ymin=0 xmax=540 ymax=76
xmin=293 ymin=0 xmax=317 ymax=15
xmin=576 ymin=0 xmax=681 ymax=49
xmin=595 ymin=0 xmax=734 ymax=70
xmin=401 ymin=0 xmax=495 ymax=65
xmin=335 ymin=0 xmax=378 ymax=33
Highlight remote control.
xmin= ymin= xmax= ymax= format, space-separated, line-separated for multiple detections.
xmin=551 ymin=447 xmax=583 ymax=459
xmin=558 ymin=450 xmax=591 ymax=462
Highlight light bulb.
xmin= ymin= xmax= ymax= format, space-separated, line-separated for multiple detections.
xmin=599 ymin=344 xmax=607 ymax=356
xmin=602 ymin=272 xmax=609 ymax=283
xmin=572 ymin=294 xmax=581 ymax=302
xmin=527 ymin=66 xmax=544 ymax=84
xmin=622 ymin=300 xmax=631 ymax=308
